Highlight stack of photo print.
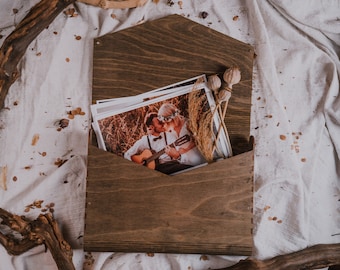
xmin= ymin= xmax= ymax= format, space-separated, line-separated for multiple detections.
xmin=91 ymin=75 xmax=232 ymax=175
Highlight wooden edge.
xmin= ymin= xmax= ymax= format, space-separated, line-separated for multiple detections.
xmin=85 ymin=143 xmax=254 ymax=255
xmin=77 ymin=0 xmax=148 ymax=9
xmin=86 ymin=141 xmax=254 ymax=181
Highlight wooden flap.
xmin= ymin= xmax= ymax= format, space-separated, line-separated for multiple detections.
xmin=85 ymin=145 xmax=254 ymax=255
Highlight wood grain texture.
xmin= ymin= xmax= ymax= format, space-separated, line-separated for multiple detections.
xmin=92 ymin=14 xmax=254 ymax=155
xmin=85 ymin=145 xmax=254 ymax=255
xmin=85 ymin=15 xmax=254 ymax=255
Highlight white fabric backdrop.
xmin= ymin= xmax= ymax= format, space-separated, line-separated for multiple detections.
xmin=0 ymin=0 xmax=339 ymax=269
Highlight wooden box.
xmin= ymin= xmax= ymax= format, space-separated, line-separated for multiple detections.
xmin=84 ymin=15 xmax=254 ymax=255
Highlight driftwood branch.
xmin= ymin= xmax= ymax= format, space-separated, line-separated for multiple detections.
xmin=77 ymin=0 xmax=148 ymax=9
xmin=217 ymin=243 xmax=340 ymax=270
xmin=0 ymin=208 xmax=75 ymax=270
xmin=0 ymin=1 xmax=339 ymax=269
xmin=0 ymin=0 xmax=75 ymax=109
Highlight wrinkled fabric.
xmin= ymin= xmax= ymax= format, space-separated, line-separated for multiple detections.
xmin=0 ymin=0 xmax=339 ymax=269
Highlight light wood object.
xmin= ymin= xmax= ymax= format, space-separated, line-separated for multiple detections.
xmin=85 ymin=14 xmax=254 ymax=255
xmin=77 ymin=0 xmax=147 ymax=9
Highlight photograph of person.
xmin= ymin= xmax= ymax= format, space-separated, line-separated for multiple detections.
xmin=124 ymin=111 xmax=193 ymax=175
xmin=93 ymin=80 xmax=231 ymax=175
xmin=95 ymin=91 xmax=211 ymax=175
xmin=157 ymin=103 xmax=207 ymax=167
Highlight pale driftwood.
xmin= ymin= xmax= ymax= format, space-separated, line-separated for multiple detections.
xmin=77 ymin=0 xmax=148 ymax=9
xmin=0 ymin=165 xmax=7 ymax=190
xmin=0 ymin=208 xmax=75 ymax=270
xmin=217 ymin=243 xmax=340 ymax=270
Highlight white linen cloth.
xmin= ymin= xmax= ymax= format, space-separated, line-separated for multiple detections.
xmin=0 ymin=0 xmax=339 ymax=269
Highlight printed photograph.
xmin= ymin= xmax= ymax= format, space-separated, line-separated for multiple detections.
xmin=92 ymin=77 xmax=232 ymax=175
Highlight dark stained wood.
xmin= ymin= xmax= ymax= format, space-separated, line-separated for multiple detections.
xmin=92 ymin=14 xmax=254 ymax=155
xmin=85 ymin=145 xmax=253 ymax=255
xmin=85 ymin=14 xmax=254 ymax=255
